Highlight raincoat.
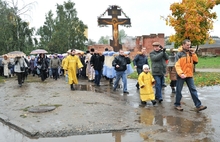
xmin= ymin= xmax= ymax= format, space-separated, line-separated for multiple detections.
xmin=63 ymin=55 xmax=83 ymax=84
xmin=2 ymin=58 xmax=10 ymax=76
xmin=138 ymin=72 xmax=155 ymax=101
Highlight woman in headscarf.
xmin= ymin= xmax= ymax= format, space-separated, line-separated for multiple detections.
xmin=14 ymin=56 xmax=28 ymax=87
xmin=37 ymin=53 xmax=49 ymax=81
xmin=2 ymin=55 xmax=10 ymax=78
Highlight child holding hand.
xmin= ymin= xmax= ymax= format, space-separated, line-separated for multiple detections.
xmin=138 ymin=64 xmax=157 ymax=106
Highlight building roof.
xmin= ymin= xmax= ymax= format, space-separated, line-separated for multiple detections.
xmin=164 ymin=38 xmax=220 ymax=49
xmin=199 ymin=38 xmax=220 ymax=48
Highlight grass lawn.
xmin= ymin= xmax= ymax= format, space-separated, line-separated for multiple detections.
xmin=129 ymin=56 xmax=220 ymax=86
xmin=196 ymin=56 xmax=220 ymax=68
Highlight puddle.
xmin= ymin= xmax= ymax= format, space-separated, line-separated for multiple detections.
xmin=0 ymin=123 xmax=143 ymax=142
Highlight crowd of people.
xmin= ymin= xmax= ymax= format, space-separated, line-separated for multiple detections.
xmin=0 ymin=39 xmax=207 ymax=112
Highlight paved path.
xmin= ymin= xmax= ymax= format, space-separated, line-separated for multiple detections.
xmin=196 ymin=68 xmax=220 ymax=72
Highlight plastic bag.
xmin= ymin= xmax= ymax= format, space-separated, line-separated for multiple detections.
xmin=65 ymin=74 xmax=68 ymax=82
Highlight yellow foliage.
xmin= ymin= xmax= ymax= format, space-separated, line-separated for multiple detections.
xmin=163 ymin=0 xmax=218 ymax=46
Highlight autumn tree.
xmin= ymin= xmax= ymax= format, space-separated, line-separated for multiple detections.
xmin=165 ymin=0 xmax=219 ymax=48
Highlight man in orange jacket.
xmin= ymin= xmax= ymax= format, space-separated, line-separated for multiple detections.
xmin=174 ymin=39 xmax=207 ymax=112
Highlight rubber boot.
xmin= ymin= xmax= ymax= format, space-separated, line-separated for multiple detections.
xmin=136 ymin=82 xmax=139 ymax=89
xmin=70 ymin=84 xmax=75 ymax=91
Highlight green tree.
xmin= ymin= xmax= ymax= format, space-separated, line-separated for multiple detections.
xmin=0 ymin=0 xmax=36 ymax=55
xmin=87 ymin=39 xmax=96 ymax=45
xmin=37 ymin=0 xmax=88 ymax=53
xmin=118 ymin=29 xmax=127 ymax=44
xmin=98 ymin=36 xmax=109 ymax=44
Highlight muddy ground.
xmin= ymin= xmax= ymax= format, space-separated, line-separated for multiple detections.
xmin=0 ymin=75 xmax=219 ymax=142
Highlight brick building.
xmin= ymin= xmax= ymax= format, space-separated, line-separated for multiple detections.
xmin=123 ymin=33 xmax=165 ymax=59
xmin=88 ymin=33 xmax=165 ymax=60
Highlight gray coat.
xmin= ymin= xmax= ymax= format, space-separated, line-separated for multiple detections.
xmin=150 ymin=50 xmax=169 ymax=76
xmin=14 ymin=57 xmax=28 ymax=73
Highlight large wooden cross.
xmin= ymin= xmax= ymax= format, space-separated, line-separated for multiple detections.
xmin=98 ymin=6 xmax=131 ymax=51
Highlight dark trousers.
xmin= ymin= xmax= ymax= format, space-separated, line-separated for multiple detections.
xmin=136 ymin=68 xmax=142 ymax=88
xmin=52 ymin=68 xmax=58 ymax=80
xmin=40 ymin=69 xmax=47 ymax=81
xmin=94 ymin=70 xmax=102 ymax=86
xmin=170 ymin=80 xmax=177 ymax=87
xmin=17 ymin=72 xmax=24 ymax=85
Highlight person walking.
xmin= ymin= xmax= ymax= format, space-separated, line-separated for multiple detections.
xmin=112 ymin=49 xmax=131 ymax=94
xmin=166 ymin=49 xmax=177 ymax=93
xmin=63 ymin=49 xmax=83 ymax=91
xmin=14 ymin=56 xmax=28 ymax=87
xmin=138 ymin=64 xmax=157 ymax=106
xmin=50 ymin=53 xmax=61 ymax=80
xmin=2 ymin=55 xmax=10 ymax=78
xmin=174 ymin=39 xmax=207 ymax=111
xmin=150 ymin=42 xmax=169 ymax=103
xmin=37 ymin=53 xmax=49 ymax=81
xmin=85 ymin=48 xmax=95 ymax=82
xmin=133 ymin=47 xmax=149 ymax=89
xmin=90 ymin=50 xmax=104 ymax=86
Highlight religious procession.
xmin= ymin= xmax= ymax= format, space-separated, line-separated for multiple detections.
xmin=2 ymin=1 xmax=217 ymax=140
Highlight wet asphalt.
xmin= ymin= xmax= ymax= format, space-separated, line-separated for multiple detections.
xmin=0 ymin=75 xmax=220 ymax=142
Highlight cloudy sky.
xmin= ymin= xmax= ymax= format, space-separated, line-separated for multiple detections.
xmin=19 ymin=0 xmax=220 ymax=42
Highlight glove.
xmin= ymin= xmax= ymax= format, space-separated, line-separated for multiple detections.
xmin=163 ymin=48 xmax=166 ymax=53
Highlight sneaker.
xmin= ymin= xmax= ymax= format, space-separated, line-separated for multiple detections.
xmin=196 ymin=105 xmax=207 ymax=112
xmin=158 ymin=99 xmax=163 ymax=103
xmin=175 ymin=106 xmax=183 ymax=111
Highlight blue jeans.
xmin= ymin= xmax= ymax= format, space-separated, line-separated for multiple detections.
xmin=153 ymin=75 xmax=164 ymax=100
xmin=113 ymin=71 xmax=127 ymax=92
xmin=174 ymin=77 xmax=201 ymax=108
xmin=94 ymin=70 xmax=102 ymax=86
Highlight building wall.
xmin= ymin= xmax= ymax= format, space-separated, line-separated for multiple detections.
xmin=87 ymin=33 xmax=165 ymax=60
xmin=123 ymin=33 xmax=165 ymax=59
xmin=88 ymin=45 xmax=113 ymax=52
xmin=198 ymin=48 xmax=220 ymax=56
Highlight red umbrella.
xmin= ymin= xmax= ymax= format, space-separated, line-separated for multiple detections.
xmin=30 ymin=49 xmax=48 ymax=54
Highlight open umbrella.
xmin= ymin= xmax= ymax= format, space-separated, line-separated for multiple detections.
xmin=75 ymin=49 xmax=84 ymax=54
xmin=7 ymin=51 xmax=26 ymax=58
xmin=30 ymin=49 xmax=48 ymax=54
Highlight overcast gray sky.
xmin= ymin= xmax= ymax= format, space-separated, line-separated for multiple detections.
xmin=19 ymin=0 xmax=220 ymax=42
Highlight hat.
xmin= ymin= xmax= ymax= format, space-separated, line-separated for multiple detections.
xmin=152 ymin=42 xmax=160 ymax=46
xmin=143 ymin=64 xmax=149 ymax=70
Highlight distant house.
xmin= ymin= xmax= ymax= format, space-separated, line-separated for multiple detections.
xmin=164 ymin=37 xmax=220 ymax=56
xmin=197 ymin=37 xmax=220 ymax=56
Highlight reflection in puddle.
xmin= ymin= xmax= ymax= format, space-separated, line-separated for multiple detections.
xmin=0 ymin=122 xmax=143 ymax=142
xmin=138 ymin=108 xmax=210 ymax=135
